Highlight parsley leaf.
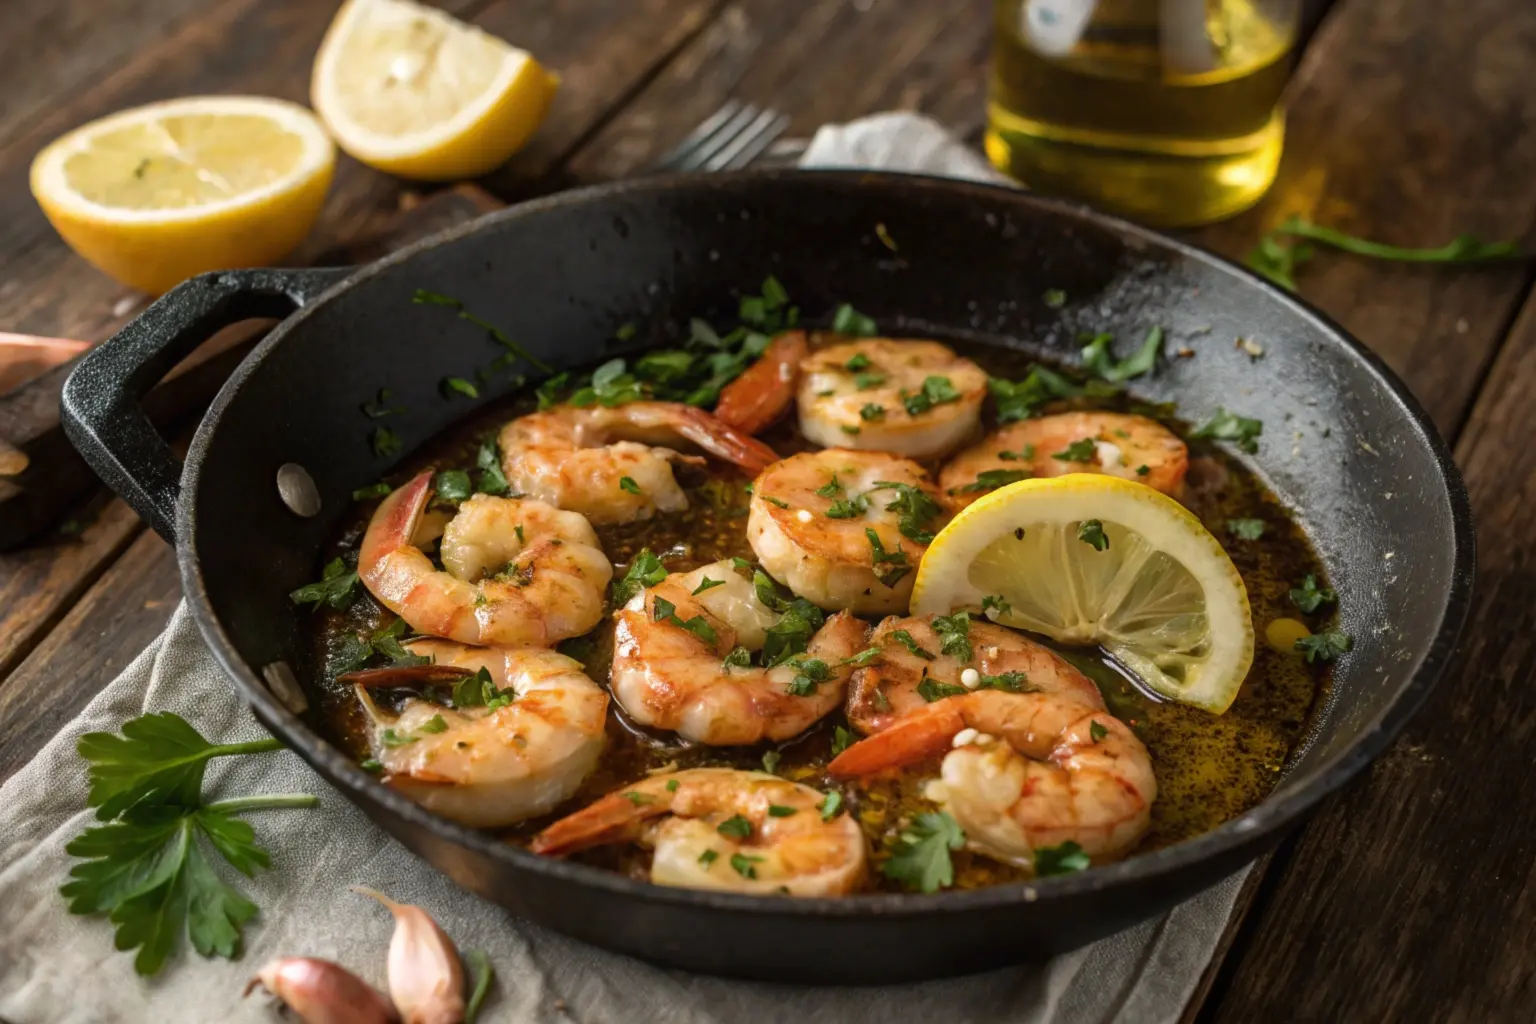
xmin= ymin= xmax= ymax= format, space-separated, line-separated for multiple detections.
xmin=1192 ymin=408 xmax=1263 ymax=454
xmin=1089 ymin=720 xmax=1108 ymax=742
xmin=1289 ymin=574 xmax=1337 ymax=614
xmin=619 ymin=476 xmax=643 ymax=495
xmin=535 ymin=372 xmax=572 ymax=410
xmin=612 ymin=549 xmax=668 ymax=605
xmin=932 ymin=612 xmax=972 ymax=661
xmin=1228 ymin=518 xmax=1266 ymax=541
xmin=902 ymin=376 xmax=961 ymax=416
xmin=981 ymin=594 xmax=1011 ymax=618
xmin=854 ymin=372 xmax=886 ymax=390
xmin=1296 ymin=630 xmax=1352 ymax=663
xmin=1077 ymin=519 xmax=1110 ymax=551
xmin=730 ymin=853 xmax=764 ymax=879
xmin=474 ymin=437 xmax=510 ymax=496
xmin=370 ymin=426 xmax=402 ymax=458
xmin=570 ymin=357 xmax=645 ymax=408
xmin=868 ymin=481 xmax=943 ymax=544
xmin=917 ymin=676 xmax=968 ymax=702
xmin=351 ymin=481 xmax=392 ymax=501
xmin=433 ymin=469 xmax=473 ymax=504
xmin=825 ymin=493 xmax=871 ymax=519
xmin=1052 ymin=438 xmax=1098 ymax=462
xmin=976 ymin=671 xmax=1030 ymax=693
xmin=841 ymin=646 xmax=883 ymax=667
xmin=693 ymin=576 xmax=725 ymax=595
xmin=762 ymin=751 xmax=781 ymax=774
xmin=950 ymin=468 xmax=1029 ymax=495
xmin=1080 ymin=327 xmax=1164 ymax=383
xmin=820 ymin=791 xmax=844 ymax=821
xmin=441 ymin=376 xmax=479 ymax=399
xmin=717 ymin=815 xmax=753 ymax=840
xmin=464 ymin=949 xmax=495 ymax=1024
xmin=1035 ymin=840 xmax=1091 ymax=876
xmin=762 ymin=598 xmax=826 ymax=668
xmin=361 ymin=388 xmax=404 ymax=419
xmin=988 ymin=366 xmax=1085 ymax=422
xmin=1245 ymin=215 xmax=1522 ymax=291
xmin=865 ymin=528 xmax=911 ymax=588
xmin=289 ymin=558 xmax=359 ymax=612
xmin=888 ymin=629 xmax=934 ymax=660
xmin=832 ymin=304 xmax=878 ymax=337
xmin=1043 ymin=288 xmax=1067 ymax=308
xmin=767 ymin=804 xmax=797 ymax=818
xmin=831 ymin=725 xmax=855 ymax=756
xmin=881 ymin=812 xmax=964 ymax=893
xmin=860 ymin=402 xmax=886 ymax=421
xmin=698 ymin=849 xmax=719 ymax=867
xmin=722 ymin=645 xmax=753 ymax=670
xmin=786 ymin=657 xmax=832 ymax=696
xmin=844 ymin=353 xmax=871 ymax=371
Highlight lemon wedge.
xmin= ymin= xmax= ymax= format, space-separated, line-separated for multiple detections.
xmin=911 ymin=474 xmax=1254 ymax=713
xmin=30 ymin=96 xmax=334 ymax=295
xmin=312 ymin=0 xmax=559 ymax=181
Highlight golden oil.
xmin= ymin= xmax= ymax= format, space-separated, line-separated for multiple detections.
xmin=986 ymin=0 xmax=1297 ymax=226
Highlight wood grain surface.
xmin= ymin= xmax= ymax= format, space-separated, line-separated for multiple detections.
xmin=0 ymin=1 xmax=1532 ymax=1020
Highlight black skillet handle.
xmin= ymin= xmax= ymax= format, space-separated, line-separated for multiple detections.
xmin=61 ymin=267 xmax=351 ymax=543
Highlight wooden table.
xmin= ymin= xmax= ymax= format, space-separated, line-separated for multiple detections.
xmin=1 ymin=1 xmax=1532 ymax=1019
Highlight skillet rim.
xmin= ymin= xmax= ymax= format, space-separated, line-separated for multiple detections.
xmin=177 ymin=169 xmax=1476 ymax=918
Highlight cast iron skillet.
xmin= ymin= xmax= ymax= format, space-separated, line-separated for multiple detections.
xmin=60 ymin=171 xmax=1474 ymax=984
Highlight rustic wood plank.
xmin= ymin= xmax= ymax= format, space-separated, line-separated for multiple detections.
xmin=0 ymin=529 xmax=179 ymax=786
xmin=564 ymin=0 xmax=993 ymax=182
xmin=1202 ymin=288 xmax=1536 ymax=1023
xmin=1190 ymin=0 xmax=1536 ymax=434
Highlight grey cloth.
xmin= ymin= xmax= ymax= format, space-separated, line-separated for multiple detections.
xmin=0 ymin=114 xmax=1248 ymax=1023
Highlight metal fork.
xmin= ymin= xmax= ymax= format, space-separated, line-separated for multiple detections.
xmin=649 ymin=100 xmax=795 ymax=173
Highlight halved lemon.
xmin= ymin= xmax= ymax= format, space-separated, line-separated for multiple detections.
xmin=311 ymin=0 xmax=559 ymax=181
xmin=30 ymin=96 xmax=335 ymax=295
xmin=911 ymin=475 xmax=1254 ymax=713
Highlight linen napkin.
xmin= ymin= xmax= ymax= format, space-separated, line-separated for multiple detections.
xmin=0 ymin=113 xmax=1250 ymax=1024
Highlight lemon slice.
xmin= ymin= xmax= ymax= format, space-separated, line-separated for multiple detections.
xmin=312 ymin=0 xmax=559 ymax=181
xmin=911 ymin=474 xmax=1254 ymax=713
xmin=30 ymin=96 xmax=334 ymax=295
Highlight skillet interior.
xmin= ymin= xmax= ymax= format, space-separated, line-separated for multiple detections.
xmin=175 ymin=171 xmax=1472 ymax=982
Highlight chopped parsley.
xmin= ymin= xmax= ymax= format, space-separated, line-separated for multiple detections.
xmin=371 ymin=426 xmax=402 ymax=458
xmin=761 ymin=495 xmax=791 ymax=509
xmin=418 ymin=715 xmax=448 ymax=735
xmin=825 ymin=493 xmax=871 ymax=519
xmin=290 ymin=557 xmax=360 ymax=611
xmin=619 ymin=476 xmax=643 ymax=495
xmin=1052 ymin=438 xmax=1098 ymax=462
xmin=831 ymin=725 xmax=855 ymax=756
xmin=570 ymin=357 xmax=645 ymax=408
xmin=950 ymin=468 xmax=1029 ymax=495
xmin=865 ymin=528 xmax=911 ymax=588
xmin=698 ymin=849 xmax=719 ymax=867
xmin=692 ymin=576 xmax=725 ymax=595
xmin=917 ymin=676 xmax=968 ymax=702
xmin=868 ymin=481 xmax=944 ymax=543
xmin=841 ymin=646 xmax=883 ymax=667
xmin=351 ymin=481 xmax=392 ymax=501
xmin=1289 ymin=574 xmax=1337 ymax=614
xmin=361 ymin=388 xmax=404 ymax=419
xmin=882 ymin=811 xmax=964 ymax=893
xmin=1043 ymin=288 xmax=1067 ymax=308
xmin=844 ymin=353 xmax=872 ymax=371
xmin=412 ymin=289 xmax=551 ymax=372
xmin=854 ymin=372 xmax=887 ymax=390
xmin=1296 ymin=630 xmax=1352 ymax=663
xmin=622 ymin=791 xmax=654 ymax=806
xmin=453 ymin=667 xmax=515 ymax=711
xmin=1228 ymin=518 xmax=1266 ymax=541
xmin=652 ymin=595 xmax=718 ymax=645
xmin=666 ymin=778 xmax=680 ymax=792
xmin=887 ymin=629 xmax=934 ymax=660
xmin=860 ymin=402 xmax=886 ymax=421
xmin=1192 ymin=408 xmax=1263 ymax=454
xmin=767 ymin=805 xmax=798 ymax=818
xmin=988 ymin=365 xmax=1086 ymax=422
xmin=1136 ymin=464 xmax=1150 ymax=476
xmin=820 ymin=791 xmax=844 ymax=821
xmin=902 ymin=375 xmax=961 ymax=416
xmin=932 ymin=612 xmax=973 ymax=661
xmin=1089 ymin=720 xmax=1108 ymax=743
xmin=1077 ymin=519 xmax=1110 ymax=551
xmin=786 ymin=657 xmax=832 ymax=696
xmin=762 ymin=751 xmax=781 ymax=774
xmin=981 ymin=594 xmax=1011 ymax=617
xmin=433 ymin=469 xmax=473 ymax=504
xmin=1245 ymin=214 xmax=1522 ymax=291
xmin=1080 ymin=327 xmax=1164 ymax=383
xmin=730 ymin=853 xmax=764 ymax=879
xmin=611 ymin=549 xmax=668 ymax=605
xmin=474 ymin=437 xmax=510 ymax=495
xmin=998 ymin=445 xmax=1035 ymax=460
xmin=976 ymin=671 xmax=1030 ymax=693
xmin=717 ymin=815 xmax=753 ymax=840
xmin=1035 ymin=840 xmax=1090 ymax=876
xmin=722 ymin=646 xmax=753 ymax=670
xmin=832 ymin=304 xmax=878 ymax=337
xmin=441 ymin=376 xmax=479 ymax=399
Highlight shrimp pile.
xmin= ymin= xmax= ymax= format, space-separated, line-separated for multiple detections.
xmin=831 ymin=615 xmax=1156 ymax=867
xmin=532 ymin=768 xmax=866 ymax=895
xmin=319 ymin=323 xmax=1238 ymax=895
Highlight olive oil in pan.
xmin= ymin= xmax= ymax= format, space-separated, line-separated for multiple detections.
xmin=303 ymin=338 xmax=1328 ymax=891
xmin=986 ymin=0 xmax=1297 ymax=226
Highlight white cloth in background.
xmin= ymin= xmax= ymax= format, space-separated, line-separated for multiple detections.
xmin=0 ymin=113 xmax=1248 ymax=1024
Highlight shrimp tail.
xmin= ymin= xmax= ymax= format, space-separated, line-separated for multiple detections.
xmin=827 ymin=704 xmax=967 ymax=778
xmin=530 ymin=789 xmax=669 ymax=856
xmin=340 ymin=664 xmax=473 ymax=687
xmin=714 ymin=330 xmax=808 ymax=435
xmin=359 ymin=470 xmax=433 ymax=576
xmin=671 ymin=406 xmax=780 ymax=475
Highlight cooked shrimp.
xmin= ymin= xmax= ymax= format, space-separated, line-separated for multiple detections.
xmin=612 ymin=560 xmax=867 ymax=744
xmin=830 ymin=689 xmax=1156 ymax=868
xmin=798 ymin=338 xmax=987 ymax=458
xmin=938 ymin=412 xmax=1188 ymax=511
xmin=748 ymin=449 xmax=947 ymax=615
xmin=531 ymin=768 xmax=866 ymax=896
xmin=845 ymin=614 xmax=1104 ymax=735
xmin=352 ymin=641 xmax=608 ymax=828
xmin=359 ymin=472 xmax=611 ymax=647
xmin=714 ymin=330 xmax=808 ymax=435
xmin=498 ymin=401 xmax=779 ymax=525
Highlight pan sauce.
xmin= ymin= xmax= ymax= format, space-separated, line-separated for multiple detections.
xmin=303 ymin=338 xmax=1328 ymax=892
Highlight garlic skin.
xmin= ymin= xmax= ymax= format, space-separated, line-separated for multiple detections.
xmin=353 ymin=886 xmax=466 ymax=1024
xmin=244 ymin=957 xmax=398 ymax=1024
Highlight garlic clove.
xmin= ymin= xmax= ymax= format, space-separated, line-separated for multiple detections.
xmin=245 ymin=956 xmax=399 ymax=1024
xmin=353 ymin=886 xmax=466 ymax=1024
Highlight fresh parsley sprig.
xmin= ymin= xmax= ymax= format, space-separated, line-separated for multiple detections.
xmin=1246 ymin=215 xmax=1523 ymax=291
xmin=63 ymin=712 xmax=316 ymax=976
xmin=882 ymin=811 xmax=965 ymax=893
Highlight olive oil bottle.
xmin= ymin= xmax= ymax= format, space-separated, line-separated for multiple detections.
xmin=986 ymin=0 xmax=1297 ymax=226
